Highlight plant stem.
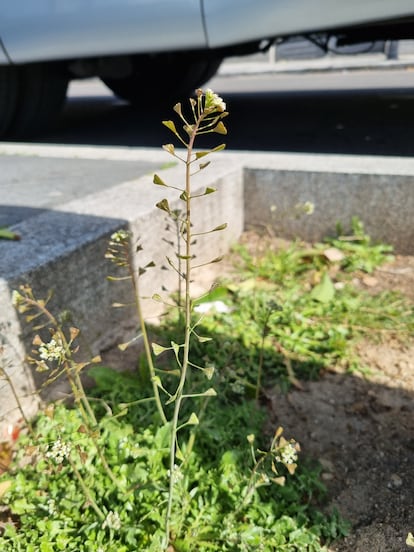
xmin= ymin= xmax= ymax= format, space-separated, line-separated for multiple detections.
xmin=67 ymin=454 xmax=105 ymax=521
xmin=164 ymin=115 xmax=201 ymax=549
xmin=127 ymin=244 xmax=167 ymax=425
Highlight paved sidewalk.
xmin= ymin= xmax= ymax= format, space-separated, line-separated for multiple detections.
xmin=220 ymin=52 xmax=414 ymax=77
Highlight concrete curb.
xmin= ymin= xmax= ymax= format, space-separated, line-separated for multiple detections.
xmin=1 ymin=145 xmax=414 ymax=424
xmin=219 ymin=54 xmax=414 ymax=77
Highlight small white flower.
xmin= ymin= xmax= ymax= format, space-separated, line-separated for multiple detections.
xmin=39 ymin=338 xmax=66 ymax=363
xmin=110 ymin=229 xmax=130 ymax=243
xmin=278 ymin=443 xmax=298 ymax=465
xmin=47 ymin=498 xmax=57 ymax=515
xmin=167 ymin=464 xmax=184 ymax=485
xmin=11 ymin=290 xmax=23 ymax=307
xmin=303 ymin=201 xmax=315 ymax=215
xmin=102 ymin=510 xmax=122 ymax=531
xmin=204 ymin=89 xmax=226 ymax=112
xmin=45 ymin=438 xmax=71 ymax=464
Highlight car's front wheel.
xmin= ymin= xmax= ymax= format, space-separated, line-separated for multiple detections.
xmin=102 ymin=54 xmax=222 ymax=105
xmin=0 ymin=63 xmax=68 ymax=139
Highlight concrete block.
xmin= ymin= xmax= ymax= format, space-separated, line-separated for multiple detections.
xmin=0 ymin=157 xmax=243 ymax=423
xmin=244 ymin=161 xmax=414 ymax=253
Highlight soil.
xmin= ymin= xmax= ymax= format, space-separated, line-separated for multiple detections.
xmin=102 ymin=231 xmax=414 ymax=551
xmin=239 ymin=232 xmax=414 ymax=552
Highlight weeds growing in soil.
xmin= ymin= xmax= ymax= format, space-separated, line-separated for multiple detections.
xmin=1 ymin=91 xmax=412 ymax=551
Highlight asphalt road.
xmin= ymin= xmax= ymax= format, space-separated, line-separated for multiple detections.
xmin=33 ymin=68 xmax=414 ymax=156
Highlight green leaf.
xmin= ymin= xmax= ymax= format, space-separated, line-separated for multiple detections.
xmin=193 ymin=285 xmax=229 ymax=306
xmin=310 ymin=272 xmax=335 ymax=303
xmin=406 ymin=533 xmax=414 ymax=547
xmin=0 ymin=227 xmax=20 ymax=240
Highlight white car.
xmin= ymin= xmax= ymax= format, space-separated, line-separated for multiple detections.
xmin=1 ymin=0 xmax=413 ymax=137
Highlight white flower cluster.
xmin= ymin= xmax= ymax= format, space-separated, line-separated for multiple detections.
xmin=11 ymin=290 xmax=23 ymax=307
xmin=45 ymin=438 xmax=71 ymax=464
xmin=46 ymin=498 xmax=57 ymax=515
xmin=277 ymin=443 xmax=298 ymax=465
xmin=39 ymin=338 xmax=66 ymax=363
xmin=118 ymin=436 xmax=140 ymax=459
xmin=102 ymin=510 xmax=122 ymax=531
xmin=110 ymin=229 xmax=130 ymax=243
xmin=167 ymin=464 xmax=184 ymax=485
xmin=204 ymin=88 xmax=226 ymax=112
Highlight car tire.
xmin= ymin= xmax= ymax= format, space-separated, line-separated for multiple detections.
xmin=0 ymin=66 xmax=19 ymax=137
xmin=102 ymin=54 xmax=222 ymax=105
xmin=0 ymin=63 xmax=68 ymax=138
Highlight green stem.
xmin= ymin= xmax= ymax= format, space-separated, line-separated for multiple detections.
xmin=67 ymin=454 xmax=105 ymax=521
xmin=127 ymin=252 xmax=167 ymax=425
xmin=164 ymin=112 xmax=202 ymax=550
xmin=0 ymin=353 xmax=33 ymax=434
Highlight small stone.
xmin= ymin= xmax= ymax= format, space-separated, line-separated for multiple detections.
xmin=390 ymin=473 xmax=402 ymax=488
xmin=319 ymin=458 xmax=335 ymax=472
xmin=323 ymin=247 xmax=345 ymax=262
xmin=362 ymin=275 xmax=378 ymax=287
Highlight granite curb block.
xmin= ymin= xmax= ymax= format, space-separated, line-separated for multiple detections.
xmin=219 ymin=54 xmax=414 ymax=77
xmin=1 ymin=145 xmax=413 ymax=424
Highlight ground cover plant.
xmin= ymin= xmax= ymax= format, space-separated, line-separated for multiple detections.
xmin=0 ymin=91 xmax=413 ymax=550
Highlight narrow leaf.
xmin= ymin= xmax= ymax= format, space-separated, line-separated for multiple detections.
xmin=175 ymin=446 xmax=185 ymax=462
xmin=0 ymin=227 xmax=20 ymax=241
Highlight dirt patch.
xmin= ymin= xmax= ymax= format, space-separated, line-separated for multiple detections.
xmin=102 ymin=232 xmax=414 ymax=551
xmin=242 ymin=233 xmax=414 ymax=552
